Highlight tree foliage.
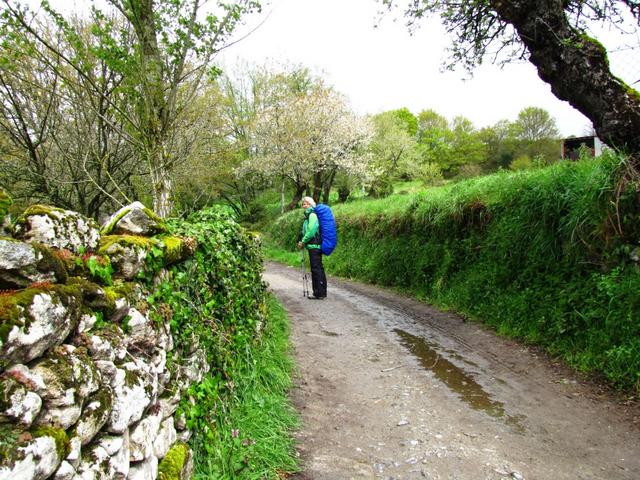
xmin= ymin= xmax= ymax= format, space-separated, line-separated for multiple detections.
xmin=369 ymin=105 xmax=563 ymax=180
xmin=383 ymin=0 xmax=640 ymax=163
xmin=478 ymin=120 xmax=517 ymax=170
xmin=1 ymin=0 xmax=261 ymax=218
xmin=0 ymin=9 xmax=140 ymax=218
xmin=415 ymin=110 xmax=486 ymax=176
xmin=240 ymin=66 xmax=374 ymax=209
xmin=512 ymin=106 xmax=561 ymax=164
xmin=369 ymin=109 xmax=420 ymax=181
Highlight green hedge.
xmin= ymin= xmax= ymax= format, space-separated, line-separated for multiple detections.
xmin=268 ymin=154 xmax=640 ymax=392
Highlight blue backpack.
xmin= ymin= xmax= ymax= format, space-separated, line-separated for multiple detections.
xmin=314 ymin=204 xmax=337 ymax=255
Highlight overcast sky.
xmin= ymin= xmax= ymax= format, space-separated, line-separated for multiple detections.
xmin=218 ymin=0 xmax=639 ymax=137
xmin=35 ymin=0 xmax=639 ymax=137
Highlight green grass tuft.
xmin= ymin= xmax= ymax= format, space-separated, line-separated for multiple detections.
xmin=192 ymin=295 xmax=300 ymax=479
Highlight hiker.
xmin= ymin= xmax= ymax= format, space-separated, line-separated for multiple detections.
xmin=297 ymin=196 xmax=327 ymax=299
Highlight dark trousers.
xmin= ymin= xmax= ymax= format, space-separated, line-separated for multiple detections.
xmin=308 ymin=248 xmax=327 ymax=298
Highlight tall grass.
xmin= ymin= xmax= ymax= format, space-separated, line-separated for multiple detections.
xmin=266 ymin=153 xmax=640 ymax=393
xmin=193 ymin=295 xmax=299 ymax=479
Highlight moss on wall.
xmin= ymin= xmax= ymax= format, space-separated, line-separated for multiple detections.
xmin=158 ymin=442 xmax=189 ymax=480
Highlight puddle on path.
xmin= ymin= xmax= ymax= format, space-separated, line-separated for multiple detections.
xmin=394 ymin=329 xmax=526 ymax=433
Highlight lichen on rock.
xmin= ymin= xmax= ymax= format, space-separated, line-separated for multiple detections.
xmin=0 ymin=426 xmax=68 ymax=480
xmin=101 ymin=201 xmax=168 ymax=236
xmin=0 ymin=285 xmax=82 ymax=370
xmin=13 ymin=205 xmax=100 ymax=254
xmin=74 ymin=429 xmax=130 ymax=479
xmin=30 ymin=345 xmax=101 ymax=430
xmin=0 ymin=239 xmax=59 ymax=290
xmin=129 ymin=406 xmax=163 ymax=462
xmin=70 ymin=386 xmax=114 ymax=446
xmin=153 ymin=417 xmax=177 ymax=459
xmin=104 ymin=359 xmax=155 ymax=434
xmin=0 ymin=375 xmax=42 ymax=427
xmin=98 ymin=235 xmax=150 ymax=280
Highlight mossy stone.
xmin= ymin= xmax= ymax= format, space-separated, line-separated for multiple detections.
xmin=143 ymin=207 xmax=168 ymax=232
xmin=13 ymin=205 xmax=63 ymax=232
xmin=0 ymin=376 xmax=24 ymax=413
xmin=98 ymin=234 xmax=155 ymax=255
xmin=0 ymin=283 xmax=83 ymax=344
xmin=32 ymin=243 xmax=69 ymax=284
xmin=104 ymin=280 xmax=138 ymax=305
xmin=69 ymin=386 xmax=113 ymax=442
xmin=158 ymin=442 xmax=190 ymax=480
xmin=65 ymin=277 xmax=109 ymax=310
xmin=31 ymin=426 xmax=70 ymax=459
xmin=0 ymin=425 xmax=69 ymax=471
xmin=100 ymin=205 xmax=168 ymax=235
xmin=100 ymin=208 xmax=131 ymax=236
xmin=0 ymin=288 xmax=46 ymax=343
xmin=0 ymin=425 xmax=29 ymax=466
xmin=159 ymin=235 xmax=187 ymax=264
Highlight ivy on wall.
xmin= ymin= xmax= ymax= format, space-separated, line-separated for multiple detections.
xmin=153 ymin=207 xmax=268 ymax=457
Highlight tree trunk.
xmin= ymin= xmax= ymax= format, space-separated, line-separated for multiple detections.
xmin=322 ymin=168 xmax=337 ymax=204
xmin=338 ymin=185 xmax=350 ymax=203
xmin=312 ymin=171 xmax=322 ymax=204
xmin=490 ymin=0 xmax=640 ymax=159
xmin=286 ymin=183 xmax=306 ymax=211
xmin=131 ymin=0 xmax=175 ymax=217
xmin=152 ymin=164 xmax=173 ymax=218
xmin=279 ymin=178 xmax=284 ymax=214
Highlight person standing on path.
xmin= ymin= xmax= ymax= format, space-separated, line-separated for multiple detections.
xmin=297 ymin=196 xmax=327 ymax=299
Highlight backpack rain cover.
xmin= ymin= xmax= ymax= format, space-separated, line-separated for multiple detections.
xmin=314 ymin=204 xmax=337 ymax=255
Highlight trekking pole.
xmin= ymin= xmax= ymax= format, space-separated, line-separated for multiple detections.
xmin=300 ymin=249 xmax=309 ymax=298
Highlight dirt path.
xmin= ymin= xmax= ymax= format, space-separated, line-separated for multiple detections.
xmin=263 ymin=262 xmax=640 ymax=480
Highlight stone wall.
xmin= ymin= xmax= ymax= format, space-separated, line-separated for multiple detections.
xmin=0 ymin=201 xmax=202 ymax=480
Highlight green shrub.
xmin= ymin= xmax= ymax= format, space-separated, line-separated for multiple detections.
xmin=238 ymin=199 xmax=267 ymax=225
xmin=509 ymin=154 xmax=533 ymax=170
xmin=416 ymin=163 xmax=444 ymax=186
xmin=193 ymin=296 xmax=299 ymax=479
xmin=367 ymin=176 xmax=394 ymax=198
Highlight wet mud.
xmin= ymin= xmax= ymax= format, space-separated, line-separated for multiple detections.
xmin=394 ymin=328 xmax=526 ymax=434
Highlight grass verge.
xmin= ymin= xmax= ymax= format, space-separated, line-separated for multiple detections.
xmin=193 ymin=295 xmax=300 ymax=479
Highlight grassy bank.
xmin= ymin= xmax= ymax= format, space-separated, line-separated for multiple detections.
xmin=265 ymin=154 xmax=640 ymax=394
xmin=159 ymin=208 xmax=299 ymax=478
xmin=193 ymin=295 xmax=299 ymax=479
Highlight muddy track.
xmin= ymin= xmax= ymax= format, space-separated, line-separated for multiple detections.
xmin=264 ymin=262 xmax=640 ymax=480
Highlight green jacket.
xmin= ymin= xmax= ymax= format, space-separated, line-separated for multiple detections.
xmin=301 ymin=207 xmax=321 ymax=250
